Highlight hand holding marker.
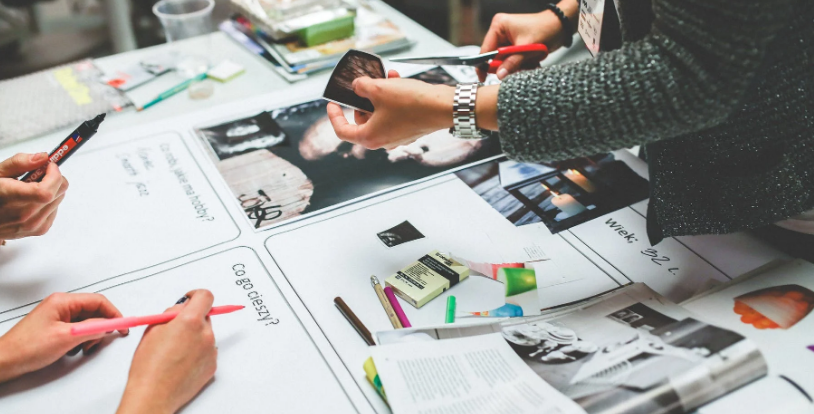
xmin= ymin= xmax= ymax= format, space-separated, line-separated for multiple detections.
xmin=71 ymin=304 xmax=244 ymax=336
xmin=20 ymin=114 xmax=106 ymax=182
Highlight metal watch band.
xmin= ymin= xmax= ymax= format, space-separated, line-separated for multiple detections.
xmin=452 ymin=82 xmax=484 ymax=139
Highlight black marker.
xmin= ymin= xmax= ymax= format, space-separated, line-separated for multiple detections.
xmin=20 ymin=113 xmax=106 ymax=183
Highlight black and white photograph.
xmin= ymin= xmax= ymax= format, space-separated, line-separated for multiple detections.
xmin=322 ymin=49 xmax=385 ymax=113
xmin=498 ymin=304 xmax=762 ymax=414
xmin=455 ymin=154 xmax=650 ymax=233
xmin=196 ymin=69 xmax=502 ymax=230
xmin=377 ymin=220 xmax=425 ymax=248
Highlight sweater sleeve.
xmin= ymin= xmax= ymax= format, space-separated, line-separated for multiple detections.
xmin=497 ymin=0 xmax=795 ymax=163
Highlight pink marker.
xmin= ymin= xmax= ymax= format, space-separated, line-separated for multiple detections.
xmin=384 ymin=287 xmax=411 ymax=328
xmin=70 ymin=305 xmax=245 ymax=336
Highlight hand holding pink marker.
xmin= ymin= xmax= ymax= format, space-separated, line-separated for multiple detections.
xmin=70 ymin=305 xmax=245 ymax=336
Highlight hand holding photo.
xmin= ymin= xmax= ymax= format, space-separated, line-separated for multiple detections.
xmin=323 ymin=49 xmax=386 ymax=113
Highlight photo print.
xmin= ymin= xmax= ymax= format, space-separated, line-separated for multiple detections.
xmin=377 ymin=220 xmax=425 ymax=248
xmin=455 ymin=153 xmax=650 ymax=234
xmin=196 ymin=68 xmax=502 ymax=230
xmin=323 ymin=49 xmax=385 ymax=113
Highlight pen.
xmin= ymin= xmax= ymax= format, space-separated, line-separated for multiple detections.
xmin=384 ymin=286 xmax=411 ymax=328
xmin=334 ymin=296 xmax=375 ymax=346
xmin=445 ymin=296 xmax=456 ymax=324
xmin=70 ymin=305 xmax=245 ymax=336
xmin=371 ymin=276 xmax=402 ymax=329
xmin=137 ymin=72 xmax=207 ymax=111
xmin=20 ymin=114 xmax=106 ymax=183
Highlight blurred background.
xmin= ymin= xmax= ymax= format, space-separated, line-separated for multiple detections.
xmin=0 ymin=0 xmax=543 ymax=80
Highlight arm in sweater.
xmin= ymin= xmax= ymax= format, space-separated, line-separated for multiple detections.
xmin=496 ymin=0 xmax=796 ymax=163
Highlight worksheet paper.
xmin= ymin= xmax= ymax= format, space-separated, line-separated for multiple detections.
xmin=0 ymin=247 xmax=354 ymax=413
xmin=0 ymin=132 xmax=239 ymax=319
xmin=370 ymin=333 xmax=586 ymax=414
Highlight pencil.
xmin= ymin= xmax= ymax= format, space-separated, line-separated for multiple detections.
xmin=371 ymin=276 xmax=402 ymax=329
xmin=334 ymin=296 xmax=375 ymax=346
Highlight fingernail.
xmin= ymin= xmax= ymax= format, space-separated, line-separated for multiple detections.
xmin=176 ymin=295 xmax=189 ymax=304
xmin=30 ymin=153 xmax=47 ymax=163
xmin=497 ymin=68 xmax=508 ymax=79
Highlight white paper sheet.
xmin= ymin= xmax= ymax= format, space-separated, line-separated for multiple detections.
xmin=370 ymin=333 xmax=586 ymax=414
xmin=0 ymin=132 xmax=239 ymax=319
xmin=0 ymin=247 xmax=355 ymax=413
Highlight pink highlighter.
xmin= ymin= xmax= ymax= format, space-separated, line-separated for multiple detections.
xmin=384 ymin=286 xmax=411 ymax=328
xmin=70 ymin=305 xmax=245 ymax=336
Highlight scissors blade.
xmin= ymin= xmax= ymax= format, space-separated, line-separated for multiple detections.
xmin=389 ymin=56 xmax=469 ymax=65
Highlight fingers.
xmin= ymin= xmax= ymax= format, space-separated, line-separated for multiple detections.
xmin=387 ymin=69 xmax=401 ymax=79
xmin=354 ymin=110 xmax=371 ymax=126
xmin=352 ymin=77 xmax=375 ymax=99
xmin=497 ymin=54 xmax=526 ymax=80
xmin=180 ymin=289 xmax=214 ymax=320
xmin=62 ymin=293 xmax=128 ymax=336
xmin=327 ymin=103 xmax=365 ymax=144
xmin=39 ymin=162 xmax=67 ymax=199
xmin=0 ymin=153 xmax=49 ymax=178
xmin=82 ymin=338 xmax=101 ymax=355
xmin=480 ymin=14 xmax=506 ymax=54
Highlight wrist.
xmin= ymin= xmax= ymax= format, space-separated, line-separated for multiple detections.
xmin=0 ymin=335 xmax=26 ymax=383
xmin=118 ymin=381 xmax=174 ymax=414
xmin=474 ymin=85 xmax=499 ymax=131
xmin=431 ymin=85 xmax=455 ymax=130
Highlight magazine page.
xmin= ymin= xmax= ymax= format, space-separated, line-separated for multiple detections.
xmin=378 ymin=284 xmax=767 ymax=414
xmin=370 ymin=332 xmax=588 ymax=414
xmin=682 ymin=259 xmax=814 ymax=397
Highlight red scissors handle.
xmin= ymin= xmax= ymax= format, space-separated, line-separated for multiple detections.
xmin=487 ymin=43 xmax=549 ymax=74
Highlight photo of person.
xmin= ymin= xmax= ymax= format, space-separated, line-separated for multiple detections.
xmin=196 ymin=68 xmax=502 ymax=230
xmin=323 ymin=50 xmax=386 ymax=113
xmin=455 ymin=153 xmax=650 ymax=233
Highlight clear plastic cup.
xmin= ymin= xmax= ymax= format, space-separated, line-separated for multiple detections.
xmin=153 ymin=0 xmax=215 ymax=77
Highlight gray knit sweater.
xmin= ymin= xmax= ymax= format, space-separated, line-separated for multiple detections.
xmin=497 ymin=0 xmax=813 ymax=244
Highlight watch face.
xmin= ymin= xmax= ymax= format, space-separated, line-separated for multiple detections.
xmin=322 ymin=49 xmax=386 ymax=113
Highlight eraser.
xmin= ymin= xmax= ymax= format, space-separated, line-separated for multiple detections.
xmin=385 ymin=251 xmax=470 ymax=309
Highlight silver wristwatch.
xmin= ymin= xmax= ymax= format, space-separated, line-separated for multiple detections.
xmin=451 ymin=82 xmax=486 ymax=139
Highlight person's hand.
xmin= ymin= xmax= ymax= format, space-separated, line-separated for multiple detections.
xmin=478 ymin=10 xmax=569 ymax=81
xmin=0 ymin=153 xmax=70 ymax=240
xmin=117 ymin=290 xmax=218 ymax=414
xmin=0 ymin=293 xmax=128 ymax=383
xmin=328 ymin=70 xmax=454 ymax=150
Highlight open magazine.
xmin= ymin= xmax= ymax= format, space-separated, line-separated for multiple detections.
xmin=372 ymin=278 xmax=811 ymax=414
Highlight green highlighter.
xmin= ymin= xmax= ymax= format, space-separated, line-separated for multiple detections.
xmin=445 ymin=296 xmax=457 ymax=324
xmin=137 ymin=72 xmax=207 ymax=111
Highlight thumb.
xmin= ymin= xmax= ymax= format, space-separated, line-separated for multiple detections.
xmin=497 ymin=54 xmax=526 ymax=80
xmin=0 ymin=153 xmax=49 ymax=178
xmin=352 ymin=77 xmax=375 ymax=99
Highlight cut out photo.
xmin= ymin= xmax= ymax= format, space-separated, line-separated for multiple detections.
xmin=323 ymin=49 xmax=385 ymax=113
xmin=733 ymin=285 xmax=814 ymax=330
xmin=377 ymin=220 xmax=425 ymax=248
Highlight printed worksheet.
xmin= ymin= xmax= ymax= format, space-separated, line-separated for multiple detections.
xmin=0 ymin=247 xmax=355 ymax=413
xmin=0 ymin=132 xmax=239 ymax=318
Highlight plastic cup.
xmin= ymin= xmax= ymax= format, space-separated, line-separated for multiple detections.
xmin=153 ymin=0 xmax=214 ymax=77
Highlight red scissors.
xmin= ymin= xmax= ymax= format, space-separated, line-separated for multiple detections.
xmin=390 ymin=44 xmax=549 ymax=73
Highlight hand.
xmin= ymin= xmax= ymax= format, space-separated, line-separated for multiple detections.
xmin=117 ymin=290 xmax=218 ymax=414
xmin=0 ymin=293 xmax=128 ymax=383
xmin=328 ymin=70 xmax=454 ymax=150
xmin=478 ymin=8 xmax=572 ymax=81
xmin=0 ymin=153 xmax=70 ymax=240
